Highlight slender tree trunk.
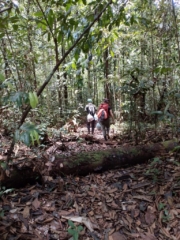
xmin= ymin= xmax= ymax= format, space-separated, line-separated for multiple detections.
xmin=104 ymin=48 xmax=110 ymax=99
xmin=171 ymin=0 xmax=180 ymax=61
xmin=62 ymin=47 xmax=68 ymax=107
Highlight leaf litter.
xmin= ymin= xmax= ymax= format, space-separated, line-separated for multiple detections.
xmin=0 ymin=125 xmax=180 ymax=239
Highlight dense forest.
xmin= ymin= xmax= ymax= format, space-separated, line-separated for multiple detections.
xmin=1 ymin=0 xmax=180 ymax=239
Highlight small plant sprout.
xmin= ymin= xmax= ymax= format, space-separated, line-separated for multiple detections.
xmin=68 ymin=220 xmax=83 ymax=240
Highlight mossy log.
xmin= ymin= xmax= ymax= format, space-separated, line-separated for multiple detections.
xmin=51 ymin=140 xmax=178 ymax=176
xmin=0 ymin=140 xmax=178 ymax=188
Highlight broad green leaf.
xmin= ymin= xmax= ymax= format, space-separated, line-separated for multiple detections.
xmin=71 ymin=62 xmax=77 ymax=70
xmin=77 ymin=225 xmax=83 ymax=232
xmin=10 ymin=92 xmax=25 ymax=107
xmin=30 ymin=130 xmax=40 ymax=145
xmin=68 ymin=220 xmax=75 ymax=228
xmin=29 ymin=92 xmax=38 ymax=108
xmin=20 ymin=132 xmax=31 ymax=146
xmin=110 ymin=50 xmax=114 ymax=57
xmin=34 ymin=11 xmax=43 ymax=17
xmin=12 ymin=24 xmax=18 ymax=30
xmin=9 ymin=16 xmax=19 ymax=23
xmin=57 ymin=32 xmax=63 ymax=43
xmin=74 ymin=232 xmax=79 ymax=240
xmin=0 ymin=73 xmax=5 ymax=82
xmin=48 ymin=9 xmax=55 ymax=28
xmin=20 ymin=123 xmax=36 ymax=132
xmin=67 ymin=228 xmax=75 ymax=235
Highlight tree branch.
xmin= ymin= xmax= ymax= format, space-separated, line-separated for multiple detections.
xmin=0 ymin=7 xmax=12 ymax=14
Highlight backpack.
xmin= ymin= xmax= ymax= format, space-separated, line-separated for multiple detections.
xmin=88 ymin=104 xmax=95 ymax=116
xmin=97 ymin=103 xmax=109 ymax=121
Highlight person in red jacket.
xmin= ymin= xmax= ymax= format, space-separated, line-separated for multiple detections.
xmin=97 ymin=98 xmax=115 ymax=140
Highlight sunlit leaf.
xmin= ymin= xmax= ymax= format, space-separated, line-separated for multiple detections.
xmin=29 ymin=92 xmax=38 ymax=108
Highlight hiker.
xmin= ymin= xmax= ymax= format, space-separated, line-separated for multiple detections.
xmin=97 ymin=98 xmax=115 ymax=140
xmin=85 ymin=98 xmax=97 ymax=134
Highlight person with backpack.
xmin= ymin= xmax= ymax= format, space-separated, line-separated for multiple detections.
xmin=85 ymin=98 xmax=97 ymax=134
xmin=97 ymin=98 xmax=115 ymax=140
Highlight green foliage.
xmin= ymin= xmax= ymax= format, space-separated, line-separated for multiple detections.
xmin=0 ymin=209 xmax=4 ymax=218
xmin=15 ymin=123 xmax=40 ymax=147
xmin=171 ymin=146 xmax=180 ymax=153
xmin=0 ymin=186 xmax=14 ymax=218
xmin=0 ymin=187 xmax=14 ymax=197
xmin=29 ymin=92 xmax=39 ymax=109
xmin=67 ymin=220 xmax=83 ymax=240
xmin=158 ymin=202 xmax=166 ymax=211
xmin=0 ymin=73 xmax=5 ymax=82
xmin=0 ymin=162 xmax=8 ymax=171
xmin=7 ymin=92 xmax=29 ymax=107
xmin=162 ymin=209 xmax=171 ymax=222
xmin=150 ymin=157 xmax=162 ymax=166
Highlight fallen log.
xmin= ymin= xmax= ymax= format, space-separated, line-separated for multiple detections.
xmin=0 ymin=140 xmax=179 ymax=188
xmin=51 ymin=140 xmax=178 ymax=176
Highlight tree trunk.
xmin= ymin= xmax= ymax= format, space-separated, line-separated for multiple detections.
xmin=1 ymin=140 xmax=178 ymax=188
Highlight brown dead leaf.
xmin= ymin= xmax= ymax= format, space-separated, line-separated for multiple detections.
xmin=43 ymin=217 xmax=54 ymax=224
xmin=109 ymin=231 xmax=127 ymax=240
xmin=22 ymin=206 xmax=30 ymax=218
xmin=87 ymin=191 xmax=95 ymax=196
xmin=32 ymin=198 xmax=41 ymax=209
xmin=106 ymin=188 xmax=117 ymax=194
xmin=145 ymin=206 xmax=156 ymax=225
xmin=131 ymin=181 xmax=150 ymax=189
xmin=126 ymin=214 xmax=133 ymax=224
xmin=160 ymin=228 xmax=172 ymax=239
xmin=131 ymin=209 xmax=140 ymax=218
xmin=140 ymin=233 xmax=157 ymax=240
xmin=62 ymin=215 xmax=94 ymax=232
xmin=133 ymin=195 xmax=152 ymax=202
xmin=167 ymin=196 xmax=174 ymax=207
xmin=59 ymin=210 xmax=75 ymax=216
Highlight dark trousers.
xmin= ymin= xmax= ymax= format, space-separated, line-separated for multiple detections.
xmin=99 ymin=118 xmax=110 ymax=140
xmin=87 ymin=120 xmax=95 ymax=134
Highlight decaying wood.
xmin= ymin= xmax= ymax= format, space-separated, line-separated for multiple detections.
xmin=51 ymin=140 xmax=178 ymax=175
xmin=0 ymin=140 xmax=178 ymax=188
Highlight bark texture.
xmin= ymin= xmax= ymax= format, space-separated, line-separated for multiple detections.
xmin=0 ymin=140 xmax=178 ymax=188
xmin=52 ymin=140 xmax=178 ymax=176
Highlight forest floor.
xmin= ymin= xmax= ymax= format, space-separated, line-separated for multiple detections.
xmin=0 ymin=123 xmax=180 ymax=240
